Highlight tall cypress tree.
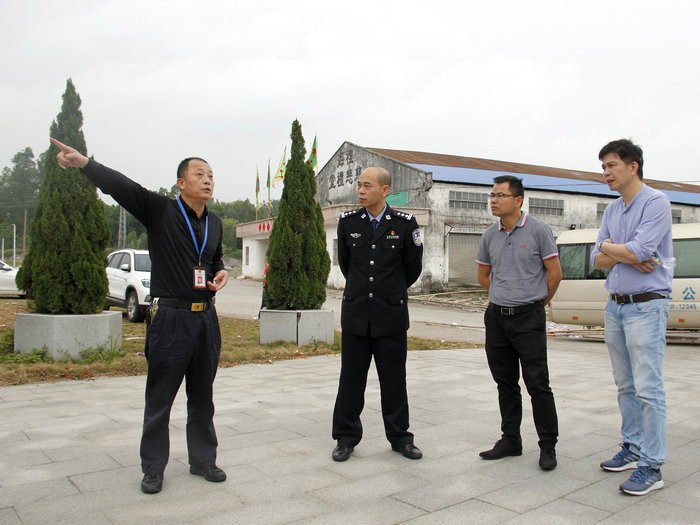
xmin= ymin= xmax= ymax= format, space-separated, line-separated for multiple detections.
xmin=16 ymin=79 xmax=111 ymax=314
xmin=265 ymin=120 xmax=330 ymax=310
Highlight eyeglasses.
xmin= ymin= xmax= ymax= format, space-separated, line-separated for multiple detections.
xmin=488 ymin=192 xmax=515 ymax=200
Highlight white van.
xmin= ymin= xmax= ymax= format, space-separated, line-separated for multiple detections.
xmin=550 ymin=223 xmax=700 ymax=329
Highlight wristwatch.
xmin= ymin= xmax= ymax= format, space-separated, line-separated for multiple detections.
xmin=598 ymin=240 xmax=605 ymax=252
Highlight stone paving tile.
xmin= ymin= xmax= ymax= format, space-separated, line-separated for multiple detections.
xmin=225 ymin=469 xmax=346 ymax=505
xmin=478 ymin=472 xmax=590 ymax=514
xmin=54 ymin=513 xmax=115 ymax=525
xmin=655 ymin=470 xmax=700 ymax=509
xmin=13 ymin=483 xmax=146 ymax=523
xmin=0 ymin=450 xmax=51 ymax=470
xmin=69 ymin=464 xmax=142 ymax=493
xmin=106 ymin=486 xmax=240 ymax=525
xmin=312 ymin=470 xmax=426 ymax=505
xmin=202 ymin=494 xmax=330 ymax=525
xmin=404 ymin=498 xmax=518 ymax=524
xmin=1 ymin=343 xmax=700 ymax=523
xmin=0 ymin=507 xmax=21 ymax=525
xmin=0 ymin=478 xmax=78 ymax=509
xmin=506 ymin=498 xmax=611 ymax=524
xmin=564 ymin=476 xmax=651 ymax=514
xmin=661 ymin=439 xmax=700 ymax=483
xmin=394 ymin=470 xmax=510 ymax=512
xmin=0 ymin=430 xmax=28 ymax=445
xmin=293 ymin=496 xmax=428 ymax=524
xmin=598 ymin=498 xmax=700 ymax=524
xmin=0 ymin=453 xmax=121 ymax=488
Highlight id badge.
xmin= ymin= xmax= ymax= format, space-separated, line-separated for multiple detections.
xmin=193 ymin=266 xmax=207 ymax=289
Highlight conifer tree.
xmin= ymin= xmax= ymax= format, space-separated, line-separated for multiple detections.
xmin=16 ymin=79 xmax=111 ymax=314
xmin=0 ymin=147 xmax=43 ymax=226
xmin=264 ymin=120 xmax=330 ymax=309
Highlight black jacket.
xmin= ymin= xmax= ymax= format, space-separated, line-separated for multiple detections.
xmin=338 ymin=205 xmax=423 ymax=337
xmin=81 ymin=159 xmax=224 ymax=302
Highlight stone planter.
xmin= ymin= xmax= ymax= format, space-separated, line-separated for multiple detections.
xmin=259 ymin=309 xmax=334 ymax=346
xmin=14 ymin=311 xmax=122 ymax=360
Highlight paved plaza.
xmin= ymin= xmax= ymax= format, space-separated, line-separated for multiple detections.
xmin=2 ymin=334 xmax=700 ymax=524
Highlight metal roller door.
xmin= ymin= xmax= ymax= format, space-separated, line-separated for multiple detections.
xmin=448 ymin=233 xmax=481 ymax=286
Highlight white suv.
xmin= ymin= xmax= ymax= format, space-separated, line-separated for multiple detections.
xmin=105 ymin=249 xmax=151 ymax=322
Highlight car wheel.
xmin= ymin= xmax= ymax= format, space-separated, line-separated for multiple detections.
xmin=126 ymin=290 xmax=146 ymax=323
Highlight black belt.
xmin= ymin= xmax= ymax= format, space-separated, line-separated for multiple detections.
xmin=489 ymin=300 xmax=543 ymax=316
xmin=155 ymin=297 xmax=215 ymax=312
xmin=610 ymin=292 xmax=666 ymax=305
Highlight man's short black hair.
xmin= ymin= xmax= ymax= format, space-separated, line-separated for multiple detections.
xmin=493 ymin=175 xmax=524 ymax=199
xmin=599 ymin=139 xmax=644 ymax=179
xmin=177 ymin=157 xmax=209 ymax=179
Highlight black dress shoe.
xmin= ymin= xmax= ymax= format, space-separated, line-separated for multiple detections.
xmin=392 ymin=443 xmax=423 ymax=459
xmin=190 ymin=464 xmax=227 ymax=482
xmin=539 ymin=447 xmax=557 ymax=470
xmin=141 ymin=473 xmax=163 ymax=494
xmin=479 ymin=439 xmax=522 ymax=460
xmin=332 ymin=445 xmax=354 ymax=462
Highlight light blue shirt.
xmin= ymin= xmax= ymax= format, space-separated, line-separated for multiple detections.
xmin=367 ymin=204 xmax=387 ymax=225
xmin=591 ymin=184 xmax=673 ymax=295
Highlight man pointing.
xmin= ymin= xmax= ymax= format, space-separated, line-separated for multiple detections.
xmin=52 ymin=138 xmax=228 ymax=494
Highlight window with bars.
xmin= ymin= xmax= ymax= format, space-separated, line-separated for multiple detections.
xmin=449 ymin=191 xmax=488 ymax=210
xmin=596 ymin=202 xmax=608 ymax=220
xmin=672 ymin=209 xmax=682 ymax=224
xmin=529 ymin=197 xmax=564 ymax=216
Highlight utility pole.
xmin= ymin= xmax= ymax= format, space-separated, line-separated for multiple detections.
xmin=22 ymin=209 xmax=27 ymax=259
xmin=12 ymin=224 xmax=16 ymax=266
xmin=117 ymin=206 xmax=127 ymax=248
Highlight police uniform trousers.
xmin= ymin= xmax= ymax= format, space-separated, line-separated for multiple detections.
xmin=484 ymin=302 xmax=558 ymax=446
xmin=332 ymin=329 xmax=413 ymax=447
xmin=140 ymin=305 xmax=221 ymax=475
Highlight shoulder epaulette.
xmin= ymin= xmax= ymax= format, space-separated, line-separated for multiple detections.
xmin=392 ymin=210 xmax=413 ymax=221
xmin=340 ymin=208 xmax=363 ymax=219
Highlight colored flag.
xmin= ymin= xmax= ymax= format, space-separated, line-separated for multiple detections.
xmin=307 ymin=134 xmax=318 ymax=170
xmin=255 ymin=168 xmax=260 ymax=209
xmin=272 ymin=146 xmax=287 ymax=188
xmin=267 ymin=159 xmax=271 ymax=202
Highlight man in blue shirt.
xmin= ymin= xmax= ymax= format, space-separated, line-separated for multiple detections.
xmin=592 ymin=139 xmax=673 ymax=496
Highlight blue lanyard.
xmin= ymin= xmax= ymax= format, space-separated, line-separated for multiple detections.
xmin=177 ymin=197 xmax=208 ymax=265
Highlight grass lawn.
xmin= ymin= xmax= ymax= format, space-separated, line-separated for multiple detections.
xmin=0 ymin=299 xmax=476 ymax=386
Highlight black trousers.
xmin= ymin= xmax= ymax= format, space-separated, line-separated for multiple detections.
xmin=484 ymin=303 xmax=558 ymax=447
xmin=140 ymin=305 xmax=221 ymax=475
xmin=332 ymin=330 xmax=413 ymax=447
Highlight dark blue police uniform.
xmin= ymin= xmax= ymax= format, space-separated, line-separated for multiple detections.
xmin=332 ymin=205 xmax=423 ymax=447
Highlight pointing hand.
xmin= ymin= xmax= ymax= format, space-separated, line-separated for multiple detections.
xmin=50 ymin=138 xmax=89 ymax=169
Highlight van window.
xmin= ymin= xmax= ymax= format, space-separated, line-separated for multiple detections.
xmin=558 ymin=243 xmax=609 ymax=280
xmin=674 ymin=238 xmax=700 ymax=278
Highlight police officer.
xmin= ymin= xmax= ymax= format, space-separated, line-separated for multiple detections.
xmin=332 ymin=166 xmax=423 ymax=462
xmin=51 ymin=138 xmax=229 ymax=494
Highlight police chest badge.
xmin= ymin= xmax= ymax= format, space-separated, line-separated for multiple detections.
xmin=412 ymin=228 xmax=423 ymax=246
xmin=350 ymin=233 xmax=361 ymax=238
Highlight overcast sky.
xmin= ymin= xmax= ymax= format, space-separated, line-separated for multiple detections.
xmin=2 ymin=0 xmax=699 ymax=204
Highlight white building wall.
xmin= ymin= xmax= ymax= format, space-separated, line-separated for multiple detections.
xmin=240 ymin=236 xmax=269 ymax=279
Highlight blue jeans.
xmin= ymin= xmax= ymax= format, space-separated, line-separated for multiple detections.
xmin=604 ymin=298 xmax=668 ymax=469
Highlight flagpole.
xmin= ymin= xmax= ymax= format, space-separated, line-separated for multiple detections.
xmin=255 ymin=167 xmax=260 ymax=220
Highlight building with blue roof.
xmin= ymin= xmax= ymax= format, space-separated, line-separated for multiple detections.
xmin=239 ymin=142 xmax=700 ymax=289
